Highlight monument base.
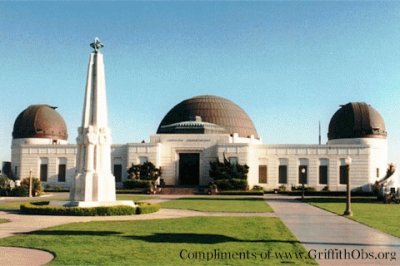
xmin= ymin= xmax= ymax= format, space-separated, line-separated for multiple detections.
xmin=50 ymin=200 xmax=136 ymax=208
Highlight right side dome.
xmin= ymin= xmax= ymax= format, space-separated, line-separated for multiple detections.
xmin=328 ymin=102 xmax=387 ymax=140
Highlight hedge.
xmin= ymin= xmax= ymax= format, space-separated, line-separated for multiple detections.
xmin=123 ymin=179 xmax=154 ymax=189
xmin=214 ymin=178 xmax=248 ymax=191
xmin=218 ymin=190 xmax=264 ymax=196
xmin=20 ymin=201 xmax=160 ymax=216
xmin=136 ymin=202 xmax=161 ymax=214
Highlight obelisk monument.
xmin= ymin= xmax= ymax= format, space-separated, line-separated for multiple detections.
xmin=68 ymin=38 xmax=133 ymax=207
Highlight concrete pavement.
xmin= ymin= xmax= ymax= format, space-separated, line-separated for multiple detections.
xmin=265 ymin=194 xmax=400 ymax=265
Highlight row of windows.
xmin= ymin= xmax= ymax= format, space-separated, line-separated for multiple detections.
xmin=39 ymin=164 xmax=66 ymax=182
xmin=258 ymin=164 xmax=348 ymax=185
xmin=39 ymin=164 xmax=123 ymax=183
xmin=39 ymin=163 xmax=122 ymax=183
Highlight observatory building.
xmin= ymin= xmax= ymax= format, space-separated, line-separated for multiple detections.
xmin=10 ymin=96 xmax=388 ymax=192
xmin=9 ymin=39 xmax=390 ymax=192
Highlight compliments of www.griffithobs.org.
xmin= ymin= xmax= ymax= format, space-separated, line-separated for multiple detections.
xmin=179 ymin=248 xmax=397 ymax=262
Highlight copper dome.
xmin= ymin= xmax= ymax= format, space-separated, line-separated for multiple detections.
xmin=328 ymin=102 xmax=386 ymax=140
xmin=13 ymin=104 xmax=68 ymax=140
xmin=157 ymin=95 xmax=259 ymax=138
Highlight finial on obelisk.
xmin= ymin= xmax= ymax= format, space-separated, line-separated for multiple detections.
xmin=90 ymin=37 xmax=104 ymax=53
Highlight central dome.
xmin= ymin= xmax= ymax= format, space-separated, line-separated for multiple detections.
xmin=157 ymin=95 xmax=259 ymax=138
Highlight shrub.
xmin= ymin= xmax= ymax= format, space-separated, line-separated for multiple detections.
xmin=127 ymin=161 xmax=161 ymax=181
xmin=20 ymin=177 xmax=43 ymax=196
xmin=123 ymin=179 xmax=154 ymax=189
xmin=135 ymin=202 xmax=160 ymax=214
xmin=0 ymin=176 xmax=12 ymax=189
xmin=0 ymin=176 xmax=13 ymax=196
xmin=214 ymin=178 xmax=248 ymax=191
xmin=209 ymin=156 xmax=249 ymax=181
xmin=252 ymin=185 xmax=264 ymax=191
xmin=20 ymin=202 xmax=137 ymax=216
xmin=278 ymin=185 xmax=286 ymax=192
xmin=219 ymin=190 xmax=264 ymax=196
xmin=20 ymin=201 xmax=161 ymax=216
xmin=291 ymin=185 xmax=316 ymax=192
xmin=10 ymin=186 xmax=29 ymax=197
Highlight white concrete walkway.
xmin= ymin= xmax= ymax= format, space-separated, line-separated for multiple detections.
xmin=265 ymin=194 xmax=400 ymax=265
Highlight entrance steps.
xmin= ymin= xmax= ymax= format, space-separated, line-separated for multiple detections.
xmin=158 ymin=186 xmax=206 ymax=195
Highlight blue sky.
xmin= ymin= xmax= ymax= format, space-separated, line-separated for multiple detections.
xmin=1 ymin=2 xmax=400 ymax=164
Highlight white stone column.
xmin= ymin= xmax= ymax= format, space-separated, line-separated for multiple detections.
xmin=68 ymin=39 xmax=133 ymax=207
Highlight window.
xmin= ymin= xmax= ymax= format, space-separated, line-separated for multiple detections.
xmin=298 ymin=165 xmax=308 ymax=184
xmin=279 ymin=159 xmax=288 ymax=184
xmin=279 ymin=165 xmax=288 ymax=184
xmin=340 ymin=165 xmax=348 ymax=185
xmin=319 ymin=159 xmax=328 ymax=185
xmin=58 ymin=164 xmax=66 ymax=182
xmin=14 ymin=166 xmax=18 ymax=179
xmin=319 ymin=166 xmax=328 ymax=185
xmin=113 ymin=164 xmax=122 ymax=182
xmin=57 ymin=158 xmax=67 ymax=182
xmin=259 ymin=165 xmax=267 ymax=183
xmin=40 ymin=164 xmax=48 ymax=182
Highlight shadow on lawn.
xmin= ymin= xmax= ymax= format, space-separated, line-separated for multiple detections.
xmin=124 ymin=233 xmax=299 ymax=245
xmin=19 ymin=230 xmax=121 ymax=236
xmin=304 ymin=197 xmax=379 ymax=204
xmin=174 ymin=197 xmax=263 ymax=202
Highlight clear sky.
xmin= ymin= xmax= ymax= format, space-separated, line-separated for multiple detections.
xmin=1 ymin=2 xmax=400 ymax=164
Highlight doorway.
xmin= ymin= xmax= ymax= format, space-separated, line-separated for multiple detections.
xmin=179 ymin=153 xmax=200 ymax=185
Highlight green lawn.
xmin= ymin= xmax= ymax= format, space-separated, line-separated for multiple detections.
xmin=160 ymin=197 xmax=273 ymax=213
xmin=0 ymin=217 xmax=316 ymax=265
xmin=116 ymin=194 xmax=153 ymax=202
xmin=0 ymin=197 xmax=68 ymax=211
xmin=306 ymin=197 xmax=400 ymax=237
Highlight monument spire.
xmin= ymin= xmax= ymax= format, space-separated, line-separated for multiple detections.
xmin=69 ymin=38 xmax=133 ymax=207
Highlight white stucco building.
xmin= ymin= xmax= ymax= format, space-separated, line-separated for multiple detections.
xmin=10 ymin=95 xmax=388 ymax=192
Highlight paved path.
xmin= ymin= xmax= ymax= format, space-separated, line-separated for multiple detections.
xmin=0 ymin=247 xmax=54 ymax=266
xmin=265 ymin=194 xmax=400 ymax=265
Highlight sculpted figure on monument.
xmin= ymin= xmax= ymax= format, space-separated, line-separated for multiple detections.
xmin=98 ymin=128 xmax=109 ymax=145
xmin=85 ymin=126 xmax=97 ymax=145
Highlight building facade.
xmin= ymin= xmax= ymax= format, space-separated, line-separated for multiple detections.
xmin=10 ymin=97 xmax=388 ymax=192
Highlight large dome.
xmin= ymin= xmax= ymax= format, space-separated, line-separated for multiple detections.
xmin=12 ymin=104 xmax=68 ymax=140
xmin=157 ymin=95 xmax=259 ymax=138
xmin=328 ymin=102 xmax=386 ymax=140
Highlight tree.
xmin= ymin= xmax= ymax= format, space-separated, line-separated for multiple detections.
xmin=0 ymin=175 xmax=12 ymax=196
xmin=127 ymin=161 xmax=161 ymax=181
xmin=209 ymin=155 xmax=249 ymax=191
xmin=209 ymin=156 xmax=249 ymax=180
xmin=20 ymin=177 xmax=43 ymax=196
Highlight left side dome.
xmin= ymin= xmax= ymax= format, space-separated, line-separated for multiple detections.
xmin=12 ymin=104 xmax=68 ymax=140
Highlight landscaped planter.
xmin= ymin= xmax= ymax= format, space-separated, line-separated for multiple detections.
xmin=20 ymin=201 xmax=160 ymax=216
